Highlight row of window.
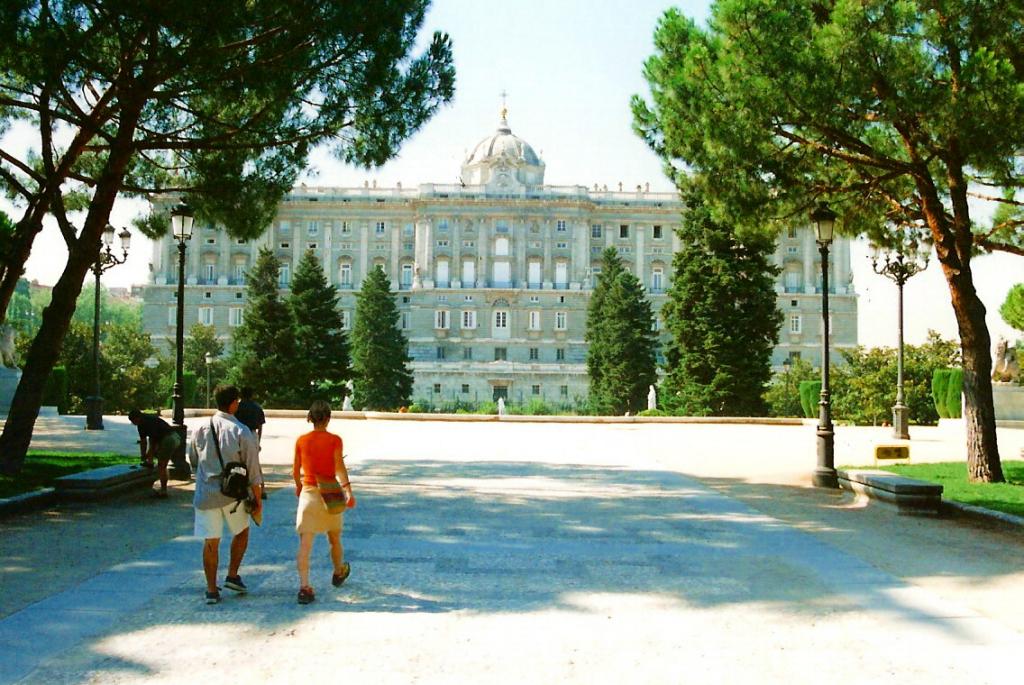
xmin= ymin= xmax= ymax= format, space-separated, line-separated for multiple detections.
xmin=272 ymin=261 xmax=666 ymax=290
xmin=432 ymin=382 xmax=571 ymax=397
xmin=274 ymin=220 xmax=667 ymax=240
xmin=433 ymin=310 xmax=568 ymax=331
xmin=433 ymin=346 xmax=568 ymax=362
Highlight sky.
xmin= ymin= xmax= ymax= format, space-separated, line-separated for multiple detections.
xmin=11 ymin=0 xmax=1023 ymax=349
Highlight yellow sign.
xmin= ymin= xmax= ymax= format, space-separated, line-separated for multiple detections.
xmin=875 ymin=445 xmax=910 ymax=461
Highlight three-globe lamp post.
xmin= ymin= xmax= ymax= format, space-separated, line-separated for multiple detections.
xmin=870 ymin=240 xmax=929 ymax=440
xmin=85 ymin=225 xmax=132 ymax=430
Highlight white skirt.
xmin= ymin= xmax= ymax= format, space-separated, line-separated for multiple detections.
xmin=295 ymin=485 xmax=343 ymax=534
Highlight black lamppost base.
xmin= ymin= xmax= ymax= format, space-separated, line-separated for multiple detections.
xmin=84 ymin=396 xmax=104 ymax=430
xmin=168 ymin=424 xmax=191 ymax=480
xmin=892 ymin=405 xmax=910 ymax=440
xmin=812 ymin=466 xmax=839 ymax=489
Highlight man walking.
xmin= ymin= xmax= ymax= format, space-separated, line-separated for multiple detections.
xmin=188 ymin=384 xmax=263 ymax=604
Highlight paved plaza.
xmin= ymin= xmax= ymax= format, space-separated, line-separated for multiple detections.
xmin=1 ymin=415 xmax=1023 ymax=683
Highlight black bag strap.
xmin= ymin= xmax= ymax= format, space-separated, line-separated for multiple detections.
xmin=210 ymin=419 xmax=225 ymax=470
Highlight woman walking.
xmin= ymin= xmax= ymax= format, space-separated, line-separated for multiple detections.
xmin=293 ymin=400 xmax=354 ymax=605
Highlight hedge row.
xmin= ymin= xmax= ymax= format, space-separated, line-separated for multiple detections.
xmin=931 ymin=368 xmax=963 ymax=419
xmin=798 ymin=380 xmax=822 ymax=419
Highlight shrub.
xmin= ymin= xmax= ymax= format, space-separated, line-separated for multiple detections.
xmin=406 ymin=402 xmax=428 ymax=414
xmin=43 ymin=366 xmax=68 ymax=414
xmin=798 ymin=380 xmax=821 ymax=418
xmin=638 ymin=408 xmax=671 ymax=417
xmin=945 ymin=368 xmax=963 ymax=419
xmin=476 ymin=401 xmax=498 ymax=415
xmin=931 ymin=369 xmax=951 ymax=419
xmin=523 ymin=398 xmax=553 ymax=415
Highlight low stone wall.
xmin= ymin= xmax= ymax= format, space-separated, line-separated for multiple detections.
xmin=169 ymin=407 xmax=804 ymax=426
xmin=993 ymin=382 xmax=1024 ymax=423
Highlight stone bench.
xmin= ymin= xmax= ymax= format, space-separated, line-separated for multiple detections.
xmin=837 ymin=469 xmax=943 ymax=515
xmin=54 ymin=463 xmax=158 ymax=501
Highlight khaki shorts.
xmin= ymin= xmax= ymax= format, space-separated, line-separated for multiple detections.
xmin=195 ymin=501 xmax=250 ymax=540
xmin=156 ymin=431 xmax=181 ymax=463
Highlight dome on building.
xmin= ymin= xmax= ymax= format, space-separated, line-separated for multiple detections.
xmin=460 ymin=109 xmax=545 ymax=187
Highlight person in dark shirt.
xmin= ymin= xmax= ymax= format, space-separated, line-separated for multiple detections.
xmin=128 ymin=409 xmax=181 ymax=498
xmin=235 ymin=387 xmax=266 ymax=442
xmin=234 ymin=387 xmax=267 ymax=498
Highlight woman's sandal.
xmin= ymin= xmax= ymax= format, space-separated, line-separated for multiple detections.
xmin=297 ymin=586 xmax=315 ymax=605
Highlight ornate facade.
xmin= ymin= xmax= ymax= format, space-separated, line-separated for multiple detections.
xmin=142 ymin=112 xmax=858 ymax=407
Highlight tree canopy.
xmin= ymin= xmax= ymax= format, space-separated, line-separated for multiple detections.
xmin=632 ymin=0 xmax=1022 ymax=481
xmin=229 ymin=248 xmax=299 ymax=407
xmin=287 ymin=250 xmax=351 ymax=403
xmin=351 ymin=266 xmax=412 ymax=411
xmin=659 ymin=193 xmax=780 ymax=416
xmin=0 ymin=1 xmax=454 ymax=473
xmin=585 ymin=247 xmax=657 ymax=415
xmin=1001 ymin=284 xmax=1024 ymax=332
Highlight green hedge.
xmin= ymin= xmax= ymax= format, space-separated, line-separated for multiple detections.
xmin=945 ymin=368 xmax=963 ymax=419
xmin=798 ymin=380 xmax=821 ymax=418
xmin=43 ymin=366 xmax=68 ymax=414
xmin=932 ymin=369 xmax=951 ymax=419
xmin=165 ymin=371 xmax=199 ymax=408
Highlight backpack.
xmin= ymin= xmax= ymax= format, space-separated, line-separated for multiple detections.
xmin=210 ymin=420 xmax=250 ymax=502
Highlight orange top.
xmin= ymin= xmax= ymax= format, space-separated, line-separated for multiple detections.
xmin=294 ymin=430 xmax=343 ymax=486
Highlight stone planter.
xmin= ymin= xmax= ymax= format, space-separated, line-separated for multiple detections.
xmin=993 ymin=382 xmax=1024 ymax=427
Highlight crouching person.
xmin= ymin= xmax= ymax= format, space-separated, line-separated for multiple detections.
xmin=188 ymin=384 xmax=263 ymax=605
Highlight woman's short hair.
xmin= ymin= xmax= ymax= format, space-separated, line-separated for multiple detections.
xmin=307 ymin=400 xmax=332 ymax=424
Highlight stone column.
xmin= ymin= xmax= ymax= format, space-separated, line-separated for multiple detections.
xmin=478 ymin=219 xmax=489 ymax=288
xmin=323 ymin=220 xmax=334 ymax=284
xmin=390 ymin=222 xmax=401 ymax=289
xmin=217 ymin=230 xmax=230 ymax=285
xmin=451 ymin=217 xmax=462 ymax=287
xmin=803 ymin=226 xmax=815 ymax=293
xmin=542 ymin=220 xmax=552 ymax=287
xmin=635 ymin=224 xmax=646 ymax=288
xmin=358 ymin=220 xmax=369 ymax=288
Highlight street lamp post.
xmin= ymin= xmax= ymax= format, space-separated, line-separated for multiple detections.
xmin=170 ymin=203 xmax=195 ymax=478
xmin=205 ymin=352 xmax=214 ymax=409
xmin=871 ymin=242 xmax=929 ymax=439
xmin=810 ymin=202 xmax=838 ymax=488
xmin=85 ymin=225 xmax=131 ymax=430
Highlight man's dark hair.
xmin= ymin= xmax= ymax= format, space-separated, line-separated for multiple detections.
xmin=240 ymin=386 xmax=254 ymax=400
xmin=214 ymin=385 xmax=241 ymax=411
xmin=128 ymin=409 xmax=142 ymax=423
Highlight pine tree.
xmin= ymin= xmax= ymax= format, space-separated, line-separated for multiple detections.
xmin=230 ymin=248 xmax=299 ymax=407
xmin=660 ymin=194 xmax=781 ymax=416
xmin=288 ymin=250 xmax=351 ymax=403
xmin=585 ymin=247 xmax=657 ymax=415
xmin=351 ymin=266 xmax=413 ymax=410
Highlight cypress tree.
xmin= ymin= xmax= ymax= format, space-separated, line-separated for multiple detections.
xmin=585 ymin=247 xmax=657 ymax=415
xmin=230 ymin=247 xmax=299 ymax=407
xmin=288 ymin=250 xmax=351 ymax=402
xmin=351 ymin=266 xmax=413 ymax=410
xmin=660 ymin=193 xmax=781 ymax=416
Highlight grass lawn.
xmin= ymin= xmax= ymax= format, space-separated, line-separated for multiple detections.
xmin=0 ymin=452 xmax=136 ymax=499
xmin=843 ymin=460 xmax=1024 ymax=518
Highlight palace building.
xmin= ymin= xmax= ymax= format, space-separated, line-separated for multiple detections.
xmin=142 ymin=111 xmax=858 ymax=407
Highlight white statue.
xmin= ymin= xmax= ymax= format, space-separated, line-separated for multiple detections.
xmin=647 ymin=385 xmax=657 ymax=411
xmin=497 ymin=397 xmax=506 ymax=416
xmin=993 ymin=338 xmax=1020 ymax=383
xmin=342 ymin=395 xmax=353 ymax=411
xmin=0 ymin=324 xmax=17 ymax=369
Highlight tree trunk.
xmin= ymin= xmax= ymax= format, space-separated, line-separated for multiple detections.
xmin=0 ymin=97 xmax=142 ymax=474
xmin=0 ymin=233 xmax=97 ymax=474
xmin=921 ymin=180 xmax=1003 ymax=483
xmin=946 ymin=267 xmax=1004 ymax=482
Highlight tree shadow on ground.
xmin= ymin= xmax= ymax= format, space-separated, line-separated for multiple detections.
xmin=13 ymin=458 xmax=1023 ymax=681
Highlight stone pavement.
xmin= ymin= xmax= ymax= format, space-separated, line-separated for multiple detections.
xmin=1 ymin=416 xmax=1023 ymax=683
